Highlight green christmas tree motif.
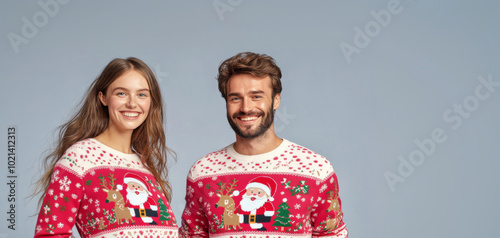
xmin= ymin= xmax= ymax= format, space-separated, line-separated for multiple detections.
xmin=272 ymin=198 xmax=293 ymax=231
xmin=158 ymin=198 xmax=171 ymax=224
xmin=289 ymin=180 xmax=310 ymax=196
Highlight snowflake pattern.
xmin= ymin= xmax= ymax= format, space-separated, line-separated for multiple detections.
xmin=58 ymin=176 xmax=71 ymax=191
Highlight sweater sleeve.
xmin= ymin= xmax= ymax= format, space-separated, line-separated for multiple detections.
xmin=34 ymin=164 xmax=84 ymax=237
xmin=311 ymin=172 xmax=348 ymax=238
xmin=179 ymin=176 xmax=210 ymax=238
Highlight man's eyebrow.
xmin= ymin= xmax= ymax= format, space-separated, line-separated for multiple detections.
xmin=249 ymin=90 xmax=265 ymax=94
xmin=227 ymin=92 xmax=242 ymax=97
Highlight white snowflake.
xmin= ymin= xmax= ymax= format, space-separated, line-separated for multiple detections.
xmin=45 ymin=218 xmax=49 ymax=223
xmin=90 ymin=171 xmax=95 ymax=176
xmin=72 ymin=194 xmax=78 ymax=199
xmin=94 ymin=187 xmax=99 ymax=193
xmin=95 ymin=200 xmax=100 ymax=207
xmin=301 ymin=198 xmax=306 ymax=202
xmin=295 ymin=204 xmax=301 ymax=209
xmin=57 ymin=222 xmax=64 ymax=228
xmin=43 ymin=205 xmax=51 ymax=215
xmin=208 ymin=191 xmax=214 ymax=197
xmin=198 ymin=181 xmax=203 ymax=188
xmin=55 ymin=203 xmax=59 ymax=208
xmin=89 ymin=198 xmax=93 ymax=204
xmin=76 ymin=183 xmax=81 ymax=188
xmin=185 ymin=209 xmax=192 ymax=216
xmin=319 ymin=184 xmax=328 ymax=193
xmin=297 ymin=194 xmax=302 ymax=199
xmin=53 ymin=195 xmax=58 ymax=201
xmin=212 ymin=176 xmax=218 ymax=181
xmin=316 ymin=181 xmax=321 ymax=186
xmin=59 ymin=193 xmax=64 ymax=198
xmin=186 ymin=219 xmax=192 ymax=224
xmin=48 ymin=189 xmax=54 ymax=196
xmin=71 ymin=207 xmax=77 ymax=213
xmin=330 ymin=177 xmax=334 ymax=183
xmin=36 ymin=225 xmax=42 ymax=232
xmin=281 ymin=191 xmax=285 ymax=195
xmin=52 ymin=215 xmax=57 ymax=221
xmin=96 ymin=208 xmax=101 ymax=213
xmin=53 ymin=170 xmax=60 ymax=182
xmin=59 ymin=176 xmax=71 ymax=191
xmin=68 ymin=217 xmax=74 ymax=222
xmin=83 ymin=205 xmax=88 ymax=210
xmin=187 ymin=186 xmax=195 ymax=197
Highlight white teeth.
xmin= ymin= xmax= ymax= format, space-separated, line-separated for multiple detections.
xmin=122 ymin=112 xmax=139 ymax=117
xmin=241 ymin=117 xmax=258 ymax=121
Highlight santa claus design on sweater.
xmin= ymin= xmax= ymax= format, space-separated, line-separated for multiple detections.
xmin=123 ymin=173 xmax=159 ymax=225
xmin=234 ymin=176 xmax=277 ymax=231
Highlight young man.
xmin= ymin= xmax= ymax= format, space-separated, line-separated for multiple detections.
xmin=179 ymin=52 xmax=348 ymax=237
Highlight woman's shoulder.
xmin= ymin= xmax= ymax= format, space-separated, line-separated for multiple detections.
xmin=54 ymin=138 xmax=99 ymax=173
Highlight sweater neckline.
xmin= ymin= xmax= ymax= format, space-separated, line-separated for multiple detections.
xmin=227 ymin=139 xmax=291 ymax=160
xmin=87 ymin=138 xmax=140 ymax=159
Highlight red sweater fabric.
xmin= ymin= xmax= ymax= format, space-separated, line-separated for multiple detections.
xmin=179 ymin=139 xmax=348 ymax=237
xmin=34 ymin=138 xmax=178 ymax=238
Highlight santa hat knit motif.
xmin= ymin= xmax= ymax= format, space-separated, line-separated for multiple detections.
xmin=244 ymin=176 xmax=277 ymax=201
xmin=123 ymin=173 xmax=152 ymax=196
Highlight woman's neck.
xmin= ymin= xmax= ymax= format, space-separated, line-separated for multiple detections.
xmin=94 ymin=128 xmax=134 ymax=154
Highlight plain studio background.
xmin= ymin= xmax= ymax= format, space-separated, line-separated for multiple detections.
xmin=1 ymin=1 xmax=499 ymax=237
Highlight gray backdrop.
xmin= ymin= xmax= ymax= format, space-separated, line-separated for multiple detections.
xmin=1 ymin=0 xmax=499 ymax=237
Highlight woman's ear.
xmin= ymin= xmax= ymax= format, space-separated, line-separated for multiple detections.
xmin=98 ymin=91 xmax=107 ymax=106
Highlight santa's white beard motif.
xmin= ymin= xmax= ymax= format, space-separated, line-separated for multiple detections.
xmin=240 ymin=194 xmax=267 ymax=212
xmin=126 ymin=188 xmax=148 ymax=206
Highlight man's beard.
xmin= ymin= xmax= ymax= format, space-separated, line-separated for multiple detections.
xmin=227 ymin=98 xmax=275 ymax=139
xmin=239 ymin=194 xmax=268 ymax=212
xmin=126 ymin=188 xmax=148 ymax=206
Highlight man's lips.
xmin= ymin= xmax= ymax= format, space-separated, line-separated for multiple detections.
xmin=251 ymin=197 xmax=256 ymax=201
xmin=135 ymin=191 xmax=140 ymax=195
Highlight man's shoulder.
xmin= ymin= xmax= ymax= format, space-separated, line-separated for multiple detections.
xmin=187 ymin=144 xmax=232 ymax=180
xmin=284 ymin=140 xmax=329 ymax=161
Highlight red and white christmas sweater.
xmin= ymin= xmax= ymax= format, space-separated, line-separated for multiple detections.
xmin=179 ymin=139 xmax=348 ymax=238
xmin=34 ymin=138 xmax=178 ymax=238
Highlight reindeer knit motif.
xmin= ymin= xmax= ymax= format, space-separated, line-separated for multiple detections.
xmin=34 ymin=138 xmax=178 ymax=238
xmin=179 ymin=139 xmax=348 ymax=238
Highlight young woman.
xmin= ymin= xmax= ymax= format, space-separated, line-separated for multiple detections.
xmin=34 ymin=57 xmax=178 ymax=237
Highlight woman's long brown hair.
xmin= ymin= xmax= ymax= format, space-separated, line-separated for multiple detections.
xmin=34 ymin=57 xmax=175 ymax=205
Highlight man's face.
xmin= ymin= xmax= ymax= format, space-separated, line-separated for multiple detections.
xmin=226 ymin=74 xmax=280 ymax=139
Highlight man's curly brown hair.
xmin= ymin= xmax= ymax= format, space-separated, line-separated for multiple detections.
xmin=217 ymin=52 xmax=282 ymax=99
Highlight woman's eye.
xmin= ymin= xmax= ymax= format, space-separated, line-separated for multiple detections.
xmin=139 ymin=93 xmax=147 ymax=97
xmin=117 ymin=92 xmax=126 ymax=96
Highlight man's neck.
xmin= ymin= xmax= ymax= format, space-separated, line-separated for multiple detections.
xmin=233 ymin=130 xmax=283 ymax=156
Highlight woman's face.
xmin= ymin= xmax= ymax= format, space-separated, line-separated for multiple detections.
xmin=99 ymin=70 xmax=151 ymax=134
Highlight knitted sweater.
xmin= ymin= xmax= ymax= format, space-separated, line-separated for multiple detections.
xmin=34 ymin=138 xmax=178 ymax=238
xmin=179 ymin=139 xmax=348 ymax=237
